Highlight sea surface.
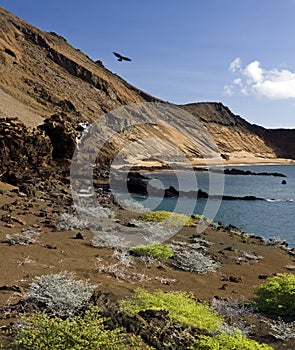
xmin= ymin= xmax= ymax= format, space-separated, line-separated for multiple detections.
xmin=129 ymin=164 xmax=295 ymax=248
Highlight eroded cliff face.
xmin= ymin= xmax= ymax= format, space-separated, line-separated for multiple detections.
xmin=180 ymin=103 xmax=295 ymax=159
xmin=0 ymin=6 xmax=294 ymax=163
xmin=262 ymin=129 xmax=295 ymax=159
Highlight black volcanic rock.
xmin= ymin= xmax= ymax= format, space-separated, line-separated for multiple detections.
xmin=164 ymin=186 xmax=179 ymax=198
xmin=221 ymin=168 xmax=286 ymax=177
xmin=38 ymin=113 xmax=80 ymax=160
xmin=0 ymin=117 xmax=52 ymax=179
xmin=124 ymin=176 xmax=264 ymax=201
xmin=127 ymin=175 xmax=148 ymax=196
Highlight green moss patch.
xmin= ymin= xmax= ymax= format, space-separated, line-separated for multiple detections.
xmin=130 ymin=244 xmax=173 ymax=260
xmin=193 ymin=331 xmax=273 ymax=349
xmin=140 ymin=211 xmax=199 ymax=227
xmin=7 ymin=306 xmax=150 ymax=350
xmin=120 ymin=289 xmax=223 ymax=332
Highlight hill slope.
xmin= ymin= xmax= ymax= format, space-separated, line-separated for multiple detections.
xmin=0 ymin=6 xmax=294 ymax=161
xmin=0 ymin=6 xmax=157 ymax=127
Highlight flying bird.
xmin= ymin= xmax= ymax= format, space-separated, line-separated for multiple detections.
xmin=113 ymin=52 xmax=132 ymax=62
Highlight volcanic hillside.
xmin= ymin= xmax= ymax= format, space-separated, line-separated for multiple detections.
xmin=0 ymin=6 xmax=294 ymax=162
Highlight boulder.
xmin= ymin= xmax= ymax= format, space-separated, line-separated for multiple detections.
xmin=38 ymin=113 xmax=80 ymax=160
xmin=0 ymin=117 xmax=52 ymax=179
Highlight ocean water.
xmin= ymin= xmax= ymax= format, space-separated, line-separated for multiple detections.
xmin=131 ymin=164 xmax=295 ymax=247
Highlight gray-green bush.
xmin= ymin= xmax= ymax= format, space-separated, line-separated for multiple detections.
xmin=28 ymin=271 xmax=97 ymax=317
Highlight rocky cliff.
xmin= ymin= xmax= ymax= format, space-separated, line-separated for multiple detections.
xmin=0 ymin=5 xmax=294 ymax=164
xmin=180 ymin=102 xmax=287 ymax=160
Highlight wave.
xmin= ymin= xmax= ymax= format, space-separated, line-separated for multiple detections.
xmin=265 ymin=198 xmax=294 ymax=203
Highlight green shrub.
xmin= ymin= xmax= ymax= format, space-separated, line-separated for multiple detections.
xmin=120 ymin=289 xmax=223 ymax=332
xmin=252 ymin=273 xmax=295 ymax=316
xmin=130 ymin=244 xmax=173 ymax=260
xmin=9 ymin=306 xmax=149 ymax=350
xmin=140 ymin=211 xmax=197 ymax=227
xmin=193 ymin=331 xmax=273 ymax=349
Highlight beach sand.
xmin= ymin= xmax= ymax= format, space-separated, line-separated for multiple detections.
xmin=0 ymin=180 xmax=295 ymax=349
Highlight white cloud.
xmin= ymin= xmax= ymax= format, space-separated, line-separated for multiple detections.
xmin=225 ymin=58 xmax=295 ymax=100
xmin=224 ymin=84 xmax=234 ymax=96
xmin=233 ymin=78 xmax=243 ymax=86
xmin=229 ymin=57 xmax=242 ymax=72
xmin=244 ymin=60 xmax=263 ymax=83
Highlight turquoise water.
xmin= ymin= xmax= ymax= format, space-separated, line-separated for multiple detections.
xmin=134 ymin=164 xmax=295 ymax=247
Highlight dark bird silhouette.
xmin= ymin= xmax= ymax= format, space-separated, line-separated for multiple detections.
xmin=113 ymin=52 xmax=132 ymax=62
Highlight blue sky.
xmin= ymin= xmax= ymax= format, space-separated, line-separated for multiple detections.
xmin=1 ymin=0 xmax=295 ymax=128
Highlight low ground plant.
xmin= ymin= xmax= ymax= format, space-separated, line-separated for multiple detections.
xmin=119 ymin=198 xmax=149 ymax=213
xmin=6 ymin=229 xmax=41 ymax=245
xmin=112 ymin=249 xmax=134 ymax=267
xmin=252 ymin=273 xmax=295 ymax=316
xmin=91 ymin=232 xmax=127 ymax=249
xmin=155 ymin=276 xmax=177 ymax=285
xmin=170 ymin=243 xmax=219 ymax=274
xmin=193 ymin=330 xmax=273 ymax=349
xmin=268 ymin=318 xmax=295 ymax=340
xmin=96 ymin=258 xmax=150 ymax=283
xmin=130 ymin=244 xmax=173 ymax=260
xmin=128 ymin=219 xmax=174 ymax=244
xmin=210 ymin=297 xmax=255 ymax=322
xmin=172 ymin=250 xmax=219 ymax=273
xmin=28 ymin=271 xmax=96 ymax=317
xmin=140 ymin=211 xmax=198 ymax=227
xmin=55 ymin=213 xmax=85 ymax=231
xmin=8 ymin=306 xmax=149 ymax=350
xmin=120 ymin=289 xmax=223 ymax=332
xmin=76 ymin=205 xmax=115 ymax=219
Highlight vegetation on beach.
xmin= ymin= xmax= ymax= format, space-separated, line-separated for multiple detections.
xmin=5 ymin=229 xmax=41 ymax=246
xmin=4 ymin=276 xmax=286 ymax=349
xmin=192 ymin=331 xmax=273 ymax=349
xmin=8 ymin=306 xmax=149 ymax=350
xmin=119 ymin=289 xmax=273 ymax=349
xmin=55 ymin=213 xmax=85 ymax=231
xmin=129 ymin=244 xmax=174 ymax=260
xmin=28 ymin=271 xmax=96 ymax=317
xmin=252 ymin=273 xmax=295 ymax=316
xmin=120 ymin=288 xmax=223 ymax=332
xmin=172 ymin=249 xmax=219 ymax=273
xmin=140 ymin=210 xmax=199 ymax=227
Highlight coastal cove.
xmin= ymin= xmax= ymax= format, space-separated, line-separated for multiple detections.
xmin=125 ymin=164 xmax=295 ymax=248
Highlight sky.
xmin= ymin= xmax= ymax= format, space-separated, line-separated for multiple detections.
xmin=1 ymin=0 xmax=295 ymax=128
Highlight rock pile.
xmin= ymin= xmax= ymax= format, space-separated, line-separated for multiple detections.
xmin=0 ymin=117 xmax=52 ymax=179
xmin=38 ymin=113 xmax=81 ymax=160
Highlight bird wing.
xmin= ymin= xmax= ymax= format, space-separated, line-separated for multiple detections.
xmin=113 ymin=52 xmax=122 ymax=59
xmin=122 ymin=56 xmax=132 ymax=61
xmin=113 ymin=52 xmax=132 ymax=61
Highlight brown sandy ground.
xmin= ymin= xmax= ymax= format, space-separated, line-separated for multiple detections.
xmin=0 ymin=181 xmax=294 ymax=348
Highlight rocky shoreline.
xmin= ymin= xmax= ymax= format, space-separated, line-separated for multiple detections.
xmin=0 ymin=176 xmax=295 ymax=349
xmin=0 ymin=116 xmax=295 ymax=349
xmin=113 ymin=171 xmax=281 ymax=201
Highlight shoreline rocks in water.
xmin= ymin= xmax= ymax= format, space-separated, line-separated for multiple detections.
xmin=210 ymin=168 xmax=287 ymax=177
xmin=123 ymin=165 xmax=287 ymax=178
xmin=124 ymin=173 xmax=266 ymax=200
xmin=164 ymin=186 xmax=265 ymax=201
